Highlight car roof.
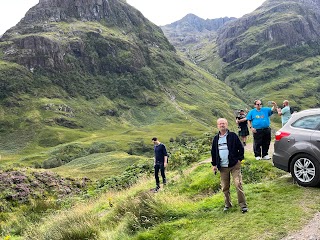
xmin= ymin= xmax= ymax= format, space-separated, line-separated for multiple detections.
xmin=293 ymin=108 xmax=320 ymax=117
xmin=284 ymin=108 xmax=320 ymax=126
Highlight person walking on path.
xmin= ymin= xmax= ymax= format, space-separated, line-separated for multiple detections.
xmin=246 ymin=99 xmax=277 ymax=160
xmin=236 ymin=109 xmax=249 ymax=146
xmin=277 ymin=100 xmax=291 ymax=126
xmin=152 ymin=137 xmax=168 ymax=192
xmin=211 ymin=118 xmax=248 ymax=213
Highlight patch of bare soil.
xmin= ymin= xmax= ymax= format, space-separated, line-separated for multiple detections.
xmin=281 ymin=212 xmax=320 ymax=240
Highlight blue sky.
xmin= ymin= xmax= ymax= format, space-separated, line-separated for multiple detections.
xmin=0 ymin=0 xmax=266 ymax=35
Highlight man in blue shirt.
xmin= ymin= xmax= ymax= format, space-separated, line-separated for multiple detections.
xmin=277 ymin=100 xmax=292 ymax=126
xmin=246 ymin=100 xmax=277 ymax=160
xmin=152 ymin=137 xmax=168 ymax=192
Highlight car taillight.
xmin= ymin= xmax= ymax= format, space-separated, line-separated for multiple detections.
xmin=275 ymin=131 xmax=291 ymax=141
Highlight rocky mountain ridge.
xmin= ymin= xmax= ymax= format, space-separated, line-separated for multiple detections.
xmin=217 ymin=0 xmax=320 ymax=65
xmin=1 ymin=0 xmax=174 ymax=73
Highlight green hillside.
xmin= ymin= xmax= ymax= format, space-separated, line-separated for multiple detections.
xmin=162 ymin=0 xmax=320 ymax=109
xmin=4 ymin=151 xmax=320 ymax=239
xmin=2 ymin=0 xmax=320 ymax=238
xmin=0 ymin=0 xmax=246 ymax=169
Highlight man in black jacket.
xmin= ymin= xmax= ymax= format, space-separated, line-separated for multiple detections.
xmin=211 ymin=118 xmax=248 ymax=213
xmin=152 ymin=137 xmax=168 ymax=192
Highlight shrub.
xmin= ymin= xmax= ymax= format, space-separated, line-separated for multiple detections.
xmin=42 ymin=157 xmax=63 ymax=168
xmin=127 ymin=139 xmax=153 ymax=156
xmin=88 ymin=142 xmax=116 ymax=154
xmin=42 ymin=143 xmax=88 ymax=168
xmin=95 ymin=162 xmax=152 ymax=192
xmin=241 ymin=159 xmax=286 ymax=184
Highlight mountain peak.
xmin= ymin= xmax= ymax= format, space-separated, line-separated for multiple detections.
xmin=18 ymin=0 xmax=146 ymax=30
xmin=164 ymin=14 xmax=235 ymax=33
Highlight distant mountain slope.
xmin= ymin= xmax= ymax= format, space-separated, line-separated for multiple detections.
xmin=0 ymin=0 xmax=245 ymax=159
xmin=162 ymin=0 xmax=320 ymax=108
xmin=161 ymin=14 xmax=235 ymax=76
xmin=216 ymin=0 xmax=320 ymax=107
xmin=217 ymin=0 xmax=320 ymax=65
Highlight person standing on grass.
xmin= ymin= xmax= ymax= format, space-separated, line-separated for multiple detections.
xmin=211 ymin=118 xmax=248 ymax=213
xmin=236 ymin=109 xmax=249 ymax=146
xmin=152 ymin=137 xmax=168 ymax=192
xmin=246 ymin=99 xmax=277 ymax=160
xmin=277 ymin=100 xmax=292 ymax=126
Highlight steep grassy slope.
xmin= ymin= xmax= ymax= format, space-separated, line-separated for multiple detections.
xmin=0 ymin=0 xmax=246 ymax=170
xmin=225 ymin=56 xmax=320 ymax=108
xmin=0 ymin=59 xmax=244 ymax=170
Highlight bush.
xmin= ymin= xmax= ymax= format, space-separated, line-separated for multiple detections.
xmin=88 ymin=142 xmax=116 ymax=154
xmin=42 ymin=143 xmax=87 ymax=168
xmin=42 ymin=157 xmax=63 ymax=168
xmin=127 ymin=139 xmax=153 ymax=156
xmin=96 ymin=162 xmax=153 ymax=192
xmin=241 ymin=159 xmax=286 ymax=184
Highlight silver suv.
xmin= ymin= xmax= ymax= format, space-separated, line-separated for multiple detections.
xmin=273 ymin=108 xmax=320 ymax=187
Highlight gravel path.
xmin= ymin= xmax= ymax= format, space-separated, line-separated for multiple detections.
xmin=280 ymin=212 xmax=320 ymax=240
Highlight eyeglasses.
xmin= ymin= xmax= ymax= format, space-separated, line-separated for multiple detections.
xmin=256 ymin=103 xmax=262 ymax=106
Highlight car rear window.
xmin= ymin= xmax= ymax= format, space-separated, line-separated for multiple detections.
xmin=291 ymin=114 xmax=320 ymax=130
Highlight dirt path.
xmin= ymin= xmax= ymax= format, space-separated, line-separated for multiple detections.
xmin=281 ymin=212 xmax=320 ymax=240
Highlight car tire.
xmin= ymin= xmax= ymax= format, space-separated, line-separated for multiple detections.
xmin=290 ymin=154 xmax=320 ymax=187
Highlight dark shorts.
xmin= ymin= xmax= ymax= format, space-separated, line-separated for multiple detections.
xmin=238 ymin=127 xmax=249 ymax=137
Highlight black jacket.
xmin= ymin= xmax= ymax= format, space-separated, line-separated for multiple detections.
xmin=211 ymin=130 xmax=244 ymax=170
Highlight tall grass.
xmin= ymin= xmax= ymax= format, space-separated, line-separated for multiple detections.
xmin=11 ymin=152 xmax=320 ymax=240
xmin=24 ymin=205 xmax=100 ymax=240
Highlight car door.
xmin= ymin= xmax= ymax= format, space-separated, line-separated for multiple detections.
xmin=309 ymin=115 xmax=320 ymax=160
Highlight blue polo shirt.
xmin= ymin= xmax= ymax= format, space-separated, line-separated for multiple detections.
xmin=246 ymin=107 xmax=273 ymax=129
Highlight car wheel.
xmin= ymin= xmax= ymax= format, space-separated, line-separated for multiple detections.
xmin=290 ymin=154 xmax=320 ymax=187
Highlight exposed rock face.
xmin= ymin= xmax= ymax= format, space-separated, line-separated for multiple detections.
xmin=22 ymin=0 xmax=149 ymax=29
xmin=161 ymin=14 xmax=235 ymax=53
xmin=217 ymin=0 xmax=320 ymax=64
xmin=0 ymin=0 xmax=174 ymax=73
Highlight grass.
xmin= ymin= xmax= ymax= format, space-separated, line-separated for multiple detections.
xmin=11 ymin=150 xmax=320 ymax=240
xmin=52 ymin=151 xmax=147 ymax=180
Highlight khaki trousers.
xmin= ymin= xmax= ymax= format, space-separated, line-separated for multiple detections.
xmin=220 ymin=161 xmax=247 ymax=208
